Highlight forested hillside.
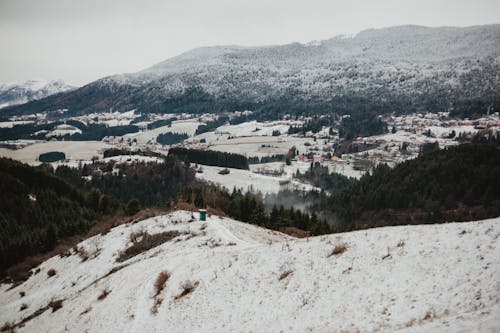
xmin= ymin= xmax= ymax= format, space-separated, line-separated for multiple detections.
xmin=328 ymin=144 xmax=500 ymax=230
xmin=0 ymin=158 xmax=116 ymax=276
xmin=3 ymin=25 xmax=499 ymax=118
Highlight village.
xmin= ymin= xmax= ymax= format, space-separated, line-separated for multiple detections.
xmin=1 ymin=109 xmax=500 ymax=194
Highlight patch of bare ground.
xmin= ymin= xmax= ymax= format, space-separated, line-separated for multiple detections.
xmin=117 ymin=231 xmax=181 ymax=262
xmin=279 ymin=227 xmax=310 ymax=238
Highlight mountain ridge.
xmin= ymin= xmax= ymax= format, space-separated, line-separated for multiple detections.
xmin=0 ymin=80 xmax=75 ymax=110
xmin=3 ymin=24 xmax=500 ymax=117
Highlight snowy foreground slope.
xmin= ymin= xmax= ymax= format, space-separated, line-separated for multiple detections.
xmin=0 ymin=211 xmax=499 ymax=332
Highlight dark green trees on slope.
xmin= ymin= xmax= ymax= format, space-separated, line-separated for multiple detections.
xmin=0 ymin=158 xmax=111 ymax=276
xmin=329 ymin=144 xmax=500 ymax=230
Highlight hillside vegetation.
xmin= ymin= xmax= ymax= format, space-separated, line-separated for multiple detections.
xmin=329 ymin=144 xmax=500 ymax=230
xmin=4 ymin=25 xmax=499 ymax=118
xmin=0 ymin=158 xmax=112 ymax=276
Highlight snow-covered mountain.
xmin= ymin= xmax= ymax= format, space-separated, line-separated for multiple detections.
xmin=0 ymin=80 xmax=75 ymax=110
xmin=4 ymin=24 xmax=500 ymax=116
xmin=1 ymin=210 xmax=498 ymax=332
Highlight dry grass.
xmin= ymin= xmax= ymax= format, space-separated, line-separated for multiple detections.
xmin=328 ymin=244 xmax=348 ymax=257
xmin=117 ymin=231 xmax=181 ymax=262
xmin=279 ymin=227 xmax=311 ymax=238
xmin=0 ymin=322 xmax=15 ymax=333
xmin=1 ymin=298 xmax=65 ymax=331
xmin=174 ymin=201 xmax=197 ymax=212
xmin=4 ymin=208 xmax=170 ymax=284
xmin=129 ymin=230 xmax=147 ymax=243
xmin=150 ymin=297 xmax=163 ymax=315
xmin=151 ymin=271 xmax=171 ymax=314
xmin=153 ymin=271 xmax=170 ymax=298
xmin=278 ymin=270 xmax=293 ymax=281
xmin=206 ymin=207 xmax=226 ymax=217
xmin=76 ymin=246 xmax=90 ymax=261
xmin=174 ymin=281 xmax=199 ymax=301
xmin=80 ymin=307 xmax=92 ymax=316
xmin=405 ymin=318 xmax=417 ymax=327
xmin=97 ymin=289 xmax=111 ymax=301
xmin=423 ymin=310 xmax=436 ymax=321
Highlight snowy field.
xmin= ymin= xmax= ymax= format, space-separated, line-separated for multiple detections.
xmin=0 ymin=121 xmax=35 ymax=128
xmin=0 ymin=211 xmax=498 ymax=332
xmin=0 ymin=141 xmax=113 ymax=165
xmin=192 ymin=120 xmax=298 ymax=144
xmin=100 ymin=155 xmax=164 ymax=165
xmin=120 ymin=119 xmax=201 ymax=145
xmin=196 ymin=165 xmax=318 ymax=195
xmin=206 ymin=136 xmax=313 ymax=158
xmin=250 ymin=160 xmax=365 ymax=180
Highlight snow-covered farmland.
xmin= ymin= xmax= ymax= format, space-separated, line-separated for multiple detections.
xmin=0 ymin=141 xmax=113 ymax=165
xmin=196 ymin=165 xmax=318 ymax=195
xmin=0 ymin=211 xmax=498 ymax=332
xmin=100 ymin=155 xmax=164 ymax=164
xmin=206 ymin=136 xmax=312 ymax=159
xmin=120 ymin=119 xmax=201 ymax=145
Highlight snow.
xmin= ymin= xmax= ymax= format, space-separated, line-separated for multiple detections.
xmin=0 ymin=79 xmax=74 ymax=109
xmin=0 ymin=121 xmax=35 ymax=128
xmin=120 ymin=119 xmax=201 ymax=145
xmin=0 ymin=141 xmax=113 ymax=165
xmin=100 ymin=155 xmax=164 ymax=164
xmin=45 ymin=124 xmax=82 ymax=137
xmin=196 ymin=165 xmax=318 ymax=195
xmin=206 ymin=136 xmax=311 ymax=159
xmin=1 ymin=212 xmax=498 ymax=333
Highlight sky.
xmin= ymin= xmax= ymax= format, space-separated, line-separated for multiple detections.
xmin=1 ymin=0 xmax=499 ymax=86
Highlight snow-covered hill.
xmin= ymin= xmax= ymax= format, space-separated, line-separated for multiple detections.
xmin=5 ymin=24 xmax=500 ymax=116
xmin=1 ymin=211 xmax=498 ymax=332
xmin=0 ymin=79 xmax=74 ymax=110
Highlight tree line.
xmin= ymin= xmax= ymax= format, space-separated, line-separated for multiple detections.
xmin=168 ymin=147 xmax=249 ymax=170
xmin=180 ymin=185 xmax=331 ymax=235
xmin=325 ymin=144 xmax=500 ymax=230
xmin=0 ymin=158 xmax=119 ymax=277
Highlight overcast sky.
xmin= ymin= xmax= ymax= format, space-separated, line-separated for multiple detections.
xmin=1 ymin=0 xmax=499 ymax=86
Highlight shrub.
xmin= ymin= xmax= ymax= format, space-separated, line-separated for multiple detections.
xmin=154 ymin=271 xmax=170 ymax=298
xmin=49 ymin=299 xmax=63 ymax=312
xmin=151 ymin=271 xmax=170 ymax=315
xmin=125 ymin=199 xmax=140 ymax=216
xmin=328 ymin=244 xmax=347 ymax=257
xmin=47 ymin=268 xmax=57 ymax=277
xmin=278 ymin=270 xmax=293 ymax=281
xmin=97 ymin=289 xmax=111 ymax=301
xmin=174 ymin=281 xmax=199 ymax=300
